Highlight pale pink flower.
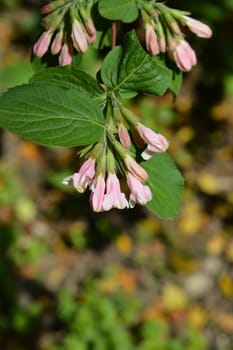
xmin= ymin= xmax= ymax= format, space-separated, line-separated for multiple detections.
xmin=126 ymin=173 xmax=152 ymax=208
xmin=125 ymin=155 xmax=148 ymax=182
xmin=118 ymin=124 xmax=131 ymax=149
xmin=51 ymin=30 xmax=63 ymax=55
xmin=71 ymin=19 xmax=88 ymax=53
xmin=58 ymin=43 xmax=72 ymax=66
xmin=90 ymin=175 xmax=105 ymax=212
xmin=62 ymin=157 xmax=96 ymax=192
xmin=145 ymin=25 xmax=160 ymax=55
xmin=172 ymin=39 xmax=197 ymax=71
xmin=184 ymin=16 xmax=212 ymax=38
xmin=33 ymin=31 xmax=52 ymax=58
xmin=103 ymin=173 xmax=129 ymax=211
xmin=136 ymin=123 xmax=169 ymax=160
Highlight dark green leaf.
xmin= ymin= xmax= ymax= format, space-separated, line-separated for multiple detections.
xmin=98 ymin=0 xmax=138 ymax=23
xmin=0 ymin=83 xmax=105 ymax=147
xmin=169 ymin=69 xmax=183 ymax=96
xmin=100 ymin=46 xmax=122 ymax=89
xmin=31 ymin=67 xmax=104 ymax=100
xmin=101 ymin=31 xmax=173 ymax=97
xmin=143 ymin=153 xmax=184 ymax=219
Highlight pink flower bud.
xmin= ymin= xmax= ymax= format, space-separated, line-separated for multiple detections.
xmin=33 ymin=31 xmax=52 ymax=58
xmin=184 ymin=16 xmax=212 ymax=38
xmin=41 ymin=0 xmax=67 ymax=14
xmin=172 ymin=39 xmax=197 ymax=71
xmin=51 ymin=30 xmax=63 ymax=55
xmin=126 ymin=173 xmax=152 ymax=208
xmin=169 ymin=20 xmax=181 ymax=35
xmin=125 ymin=155 xmax=148 ymax=182
xmin=103 ymin=173 xmax=129 ymax=211
xmin=156 ymin=21 xmax=166 ymax=53
xmin=158 ymin=36 xmax=167 ymax=53
xmin=85 ymin=33 xmax=96 ymax=44
xmin=71 ymin=19 xmax=88 ymax=53
xmin=85 ymin=19 xmax=96 ymax=36
xmin=136 ymin=123 xmax=169 ymax=160
xmin=58 ymin=43 xmax=72 ymax=66
xmin=62 ymin=157 xmax=95 ymax=192
xmin=90 ymin=175 xmax=105 ymax=212
xmin=41 ymin=5 xmax=52 ymax=15
xmin=118 ymin=124 xmax=131 ymax=149
xmin=145 ymin=25 xmax=160 ymax=55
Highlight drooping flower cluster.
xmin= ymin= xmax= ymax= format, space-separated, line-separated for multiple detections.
xmin=141 ymin=2 xmax=212 ymax=71
xmin=33 ymin=0 xmax=96 ymax=66
xmin=63 ymin=102 xmax=169 ymax=212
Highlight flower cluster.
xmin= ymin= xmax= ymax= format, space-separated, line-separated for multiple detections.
xmin=33 ymin=0 xmax=96 ymax=66
xmin=141 ymin=2 xmax=212 ymax=71
xmin=63 ymin=103 xmax=169 ymax=212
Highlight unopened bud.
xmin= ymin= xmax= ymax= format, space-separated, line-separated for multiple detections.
xmin=125 ymin=155 xmax=148 ymax=182
xmin=85 ymin=18 xmax=96 ymax=36
xmin=33 ymin=31 xmax=52 ymax=58
xmin=51 ymin=29 xmax=63 ymax=54
xmin=163 ymin=10 xmax=181 ymax=34
xmin=118 ymin=124 xmax=131 ymax=149
xmin=85 ymin=33 xmax=96 ymax=44
xmin=183 ymin=16 xmax=212 ymax=38
xmin=145 ymin=25 xmax=160 ymax=55
xmin=58 ymin=43 xmax=72 ymax=66
xmin=119 ymin=105 xmax=138 ymax=127
xmin=171 ymin=39 xmax=197 ymax=71
xmin=156 ymin=21 xmax=166 ymax=52
xmin=41 ymin=0 xmax=68 ymax=14
xmin=71 ymin=19 xmax=88 ymax=52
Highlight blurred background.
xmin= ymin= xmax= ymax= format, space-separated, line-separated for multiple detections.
xmin=0 ymin=0 xmax=233 ymax=349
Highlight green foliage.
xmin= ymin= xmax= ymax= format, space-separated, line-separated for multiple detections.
xmin=101 ymin=31 xmax=173 ymax=97
xmin=0 ymin=83 xmax=105 ymax=147
xmin=0 ymin=1 xmax=232 ymax=349
xmin=30 ymin=66 xmax=105 ymax=100
xmin=143 ymin=153 xmax=184 ymax=219
xmin=54 ymin=285 xmax=207 ymax=350
xmin=0 ymin=61 xmax=33 ymax=91
xmin=98 ymin=0 xmax=138 ymax=23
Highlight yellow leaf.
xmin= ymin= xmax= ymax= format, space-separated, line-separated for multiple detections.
xmin=218 ymin=275 xmax=233 ymax=298
xmin=225 ymin=240 xmax=233 ymax=262
xmin=175 ymin=126 xmax=195 ymax=144
xmin=197 ymin=172 xmax=221 ymax=195
xmin=170 ymin=252 xmax=198 ymax=272
xmin=187 ymin=305 xmax=208 ymax=329
xmin=178 ymin=196 xmax=207 ymax=235
xmin=136 ymin=217 xmax=161 ymax=236
xmin=206 ymin=234 xmax=225 ymax=256
xmin=115 ymin=233 xmax=133 ymax=254
xmin=162 ymin=284 xmax=189 ymax=311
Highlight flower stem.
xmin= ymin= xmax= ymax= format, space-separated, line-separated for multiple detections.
xmin=111 ymin=21 xmax=117 ymax=49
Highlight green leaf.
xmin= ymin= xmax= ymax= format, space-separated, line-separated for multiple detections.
xmin=0 ymin=61 xmax=33 ymax=91
xmin=101 ymin=31 xmax=173 ymax=97
xmin=169 ymin=69 xmax=183 ymax=96
xmin=98 ymin=0 xmax=138 ymax=23
xmin=31 ymin=67 xmax=105 ymax=100
xmin=0 ymin=83 xmax=105 ymax=147
xmin=100 ymin=46 xmax=122 ymax=89
xmin=143 ymin=153 xmax=184 ymax=219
